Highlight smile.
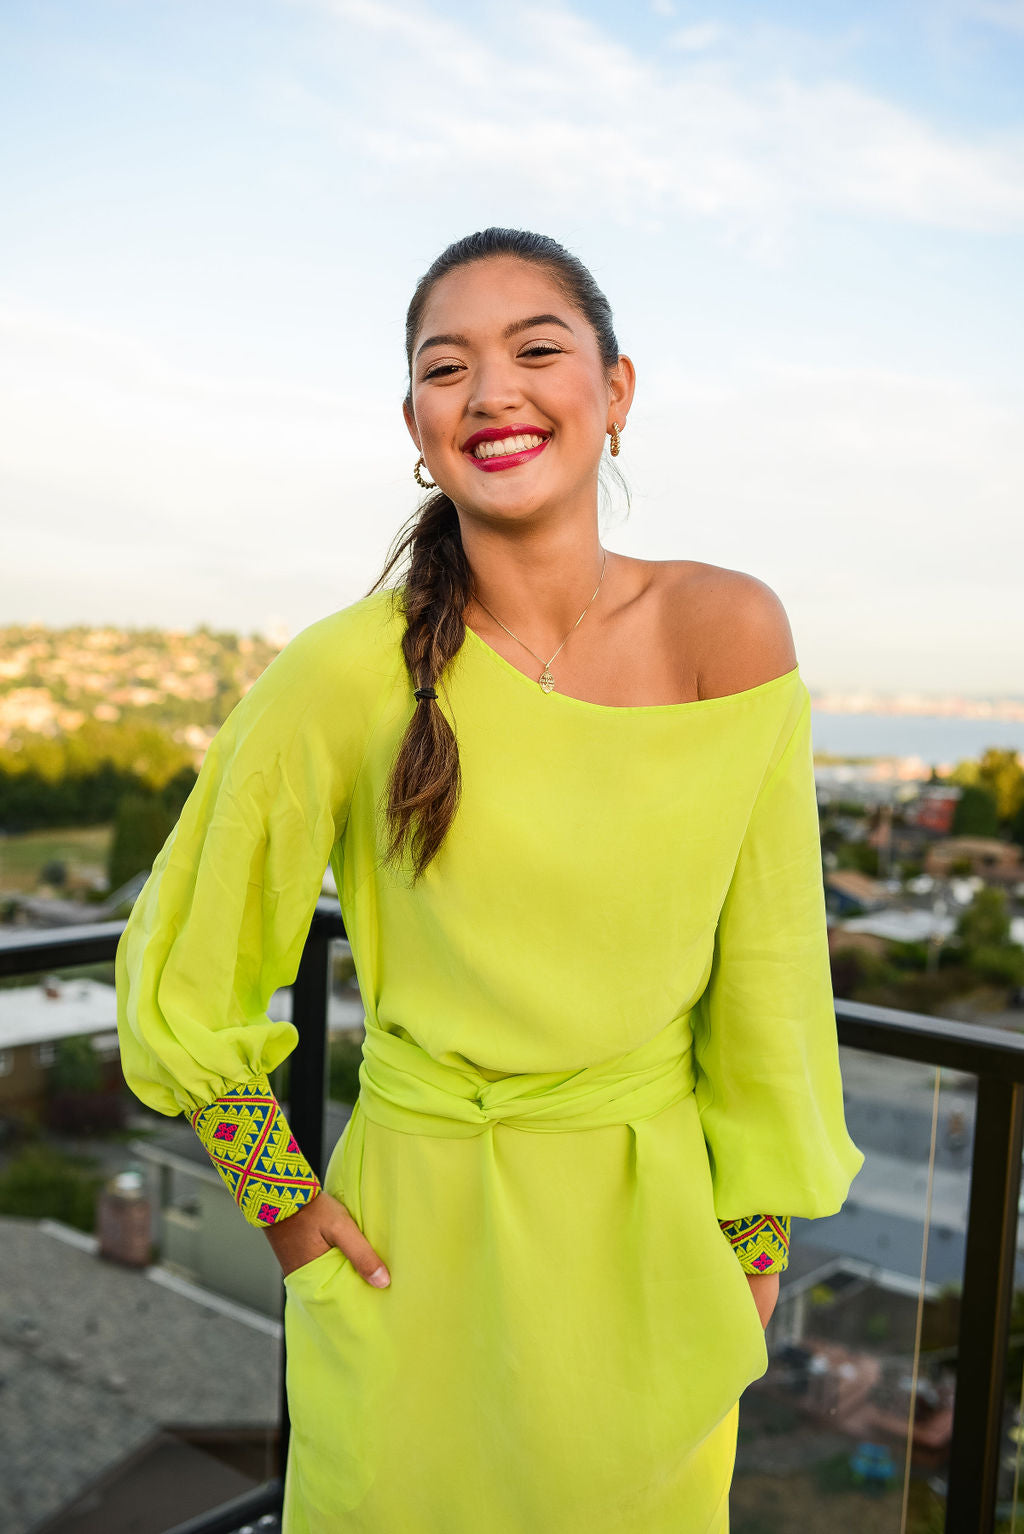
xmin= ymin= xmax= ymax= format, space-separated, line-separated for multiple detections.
xmin=463 ymin=433 xmax=551 ymax=473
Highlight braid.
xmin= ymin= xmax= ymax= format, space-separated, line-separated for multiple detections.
xmin=366 ymin=492 xmax=471 ymax=882
xmin=365 ymin=225 xmax=625 ymax=883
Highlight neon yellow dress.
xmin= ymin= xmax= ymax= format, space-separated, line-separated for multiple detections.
xmin=116 ymin=585 xmax=864 ymax=1534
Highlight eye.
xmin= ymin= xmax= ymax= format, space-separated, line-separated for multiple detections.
xmin=422 ymin=344 xmax=563 ymax=382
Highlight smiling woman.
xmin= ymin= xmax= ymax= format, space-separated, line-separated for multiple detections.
xmin=115 ymin=226 xmax=863 ymax=1534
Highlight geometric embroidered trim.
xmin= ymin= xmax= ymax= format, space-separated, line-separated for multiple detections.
xmin=718 ymin=1212 xmax=791 ymax=1274
xmin=191 ymin=1073 xmax=322 ymax=1228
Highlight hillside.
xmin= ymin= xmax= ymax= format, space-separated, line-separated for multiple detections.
xmin=0 ymin=623 xmax=283 ymax=765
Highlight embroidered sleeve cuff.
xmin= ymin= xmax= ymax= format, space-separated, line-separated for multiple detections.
xmin=191 ymin=1073 xmax=322 ymax=1227
xmin=719 ymin=1213 xmax=791 ymax=1274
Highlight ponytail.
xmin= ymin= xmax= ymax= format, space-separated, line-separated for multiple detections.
xmin=366 ymin=226 xmax=625 ymax=883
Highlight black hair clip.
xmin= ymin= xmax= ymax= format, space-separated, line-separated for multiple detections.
xmin=414 ymin=686 xmax=437 ymax=701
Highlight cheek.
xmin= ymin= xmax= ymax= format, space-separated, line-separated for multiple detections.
xmin=548 ymin=367 xmax=606 ymax=428
xmin=413 ymin=395 xmax=456 ymax=446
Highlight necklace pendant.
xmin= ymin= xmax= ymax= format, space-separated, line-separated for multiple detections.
xmin=539 ymin=669 xmax=555 ymax=693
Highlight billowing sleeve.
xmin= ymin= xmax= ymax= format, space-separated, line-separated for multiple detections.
xmin=115 ymin=603 xmax=394 ymax=1126
xmin=691 ymin=677 xmax=865 ymax=1236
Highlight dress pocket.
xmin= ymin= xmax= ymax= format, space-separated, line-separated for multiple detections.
xmin=283 ymin=1244 xmax=351 ymax=1299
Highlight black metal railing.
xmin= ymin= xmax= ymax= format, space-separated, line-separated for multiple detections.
xmin=2 ymin=913 xmax=1023 ymax=1534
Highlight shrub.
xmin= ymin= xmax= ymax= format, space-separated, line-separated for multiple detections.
xmin=0 ymin=1145 xmax=104 ymax=1231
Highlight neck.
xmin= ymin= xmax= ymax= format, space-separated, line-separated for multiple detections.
xmin=461 ymin=529 xmax=611 ymax=650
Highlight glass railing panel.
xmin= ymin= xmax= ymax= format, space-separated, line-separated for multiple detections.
xmin=996 ymin=1139 xmax=1024 ymax=1533
xmin=729 ymin=1043 xmax=973 ymax=1533
xmin=0 ymin=959 xmax=281 ymax=1534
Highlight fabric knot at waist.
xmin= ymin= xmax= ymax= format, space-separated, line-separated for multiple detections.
xmin=356 ymin=1012 xmax=697 ymax=1138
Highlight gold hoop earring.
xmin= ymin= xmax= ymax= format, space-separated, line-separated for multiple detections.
xmin=609 ymin=422 xmax=622 ymax=457
xmin=413 ymin=455 xmax=437 ymax=490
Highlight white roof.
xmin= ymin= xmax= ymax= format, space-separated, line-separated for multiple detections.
xmin=0 ymin=978 xmax=118 ymax=1050
xmin=0 ymin=976 xmax=365 ymax=1053
xmin=840 ymin=909 xmax=957 ymax=943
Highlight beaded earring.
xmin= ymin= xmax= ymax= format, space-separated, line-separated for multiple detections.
xmin=413 ymin=456 xmax=437 ymax=490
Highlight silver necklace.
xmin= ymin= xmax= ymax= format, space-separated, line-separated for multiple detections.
xmin=471 ymin=549 xmax=608 ymax=693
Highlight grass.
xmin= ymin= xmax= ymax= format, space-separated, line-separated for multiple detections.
xmin=0 ymin=824 xmax=112 ymax=893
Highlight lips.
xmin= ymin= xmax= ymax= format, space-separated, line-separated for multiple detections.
xmin=460 ymin=423 xmax=552 ymax=474
xmin=461 ymin=423 xmax=551 ymax=454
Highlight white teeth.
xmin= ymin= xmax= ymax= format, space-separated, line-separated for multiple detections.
xmin=472 ymin=433 xmax=546 ymax=459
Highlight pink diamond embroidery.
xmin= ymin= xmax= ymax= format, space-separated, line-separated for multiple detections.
xmin=258 ymin=1203 xmax=279 ymax=1223
xmin=751 ymin=1251 xmax=773 ymax=1271
xmin=213 ymin=1123 xmax=238 ymax=1142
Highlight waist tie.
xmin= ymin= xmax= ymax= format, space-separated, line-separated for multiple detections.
xmin=356 ymin=1012 xmax=698 ymax=1138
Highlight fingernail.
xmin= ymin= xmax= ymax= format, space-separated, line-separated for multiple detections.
xmin=369 ymin=1265 xmax=390 ymax=1288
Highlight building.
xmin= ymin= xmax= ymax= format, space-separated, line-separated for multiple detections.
xmin=924 ymin=835 xmax=1023 ymax=887
xmin=0 ymin=976 xmax=121 ymax=1124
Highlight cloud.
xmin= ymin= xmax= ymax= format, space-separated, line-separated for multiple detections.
xmin=968 ymin=1 xmax=1024 ymax=32
xmin=288 ymin=0 xmax=1024 ymax=241
xmin=667 ymin=23 xmax=727 ymax=52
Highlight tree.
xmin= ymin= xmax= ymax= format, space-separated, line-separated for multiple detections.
xmin=956 ymin=886 xmax=1011 ymax=950
xmin=951 ymin=783 xmax=999 ymax=838
xmin=974 ymin=747 xmax=1024 ymax=824
xmin=107 ymin=792 xmax=177 ymax=889
xmin=51 ymin=1034 xmax=102 ymax=1094
xmin=955 ymin=887 xmax=1024 ymax=988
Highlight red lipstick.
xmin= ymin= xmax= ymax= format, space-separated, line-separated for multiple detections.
xmin=462 ymin=424 xmax=551 ymax=474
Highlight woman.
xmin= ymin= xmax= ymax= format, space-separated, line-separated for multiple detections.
xmin=116 ymin=226 xmax=864 ymax=1533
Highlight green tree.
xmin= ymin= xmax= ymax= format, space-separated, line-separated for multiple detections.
xmin=51 ymin=1034 xmax=102 ymax=1094
xmin=1011 ymin=797 xmax=1024 ymax=851
xmin=955 ymin=887 xmax=1024 ymax=988
xmin=973 ymin=747 xmax=1024 ymax=823
xmin=107 ymin=792 xmax=177 ymax=889
xmin=956 ymin=886 xmax=1011 ymax=949
xmin=951 ymin=783 xmax=1000 ymax=837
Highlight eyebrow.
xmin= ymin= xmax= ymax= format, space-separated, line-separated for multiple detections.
xmin=415 ymin=313 xmax=575 ymax=363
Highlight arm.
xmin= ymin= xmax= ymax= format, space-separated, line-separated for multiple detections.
xmin=115 ymin=600 xmax=400 ymax=1280
xmin=691 ymin=670 xmax=865 ymax=1250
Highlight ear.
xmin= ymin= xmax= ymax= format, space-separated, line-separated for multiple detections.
xmin=403 ymin=400 xmax=422 ymax=453
xmin=607 ymin=354 xmax=636 ymax=430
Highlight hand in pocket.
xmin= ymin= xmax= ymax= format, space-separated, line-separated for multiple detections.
xmin=263 ymin=1189 xmax=390 ymax=1287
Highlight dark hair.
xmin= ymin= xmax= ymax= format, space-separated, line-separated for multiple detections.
xmin=366 ymin=227 xmax=627 ymax=884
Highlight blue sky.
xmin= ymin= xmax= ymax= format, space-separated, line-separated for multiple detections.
xmin=1 ymin=0 xmax=1021 ymax=694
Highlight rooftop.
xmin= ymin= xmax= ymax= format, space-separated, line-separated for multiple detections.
xmin=0 ymin=1217 xmax=280 ymax=1534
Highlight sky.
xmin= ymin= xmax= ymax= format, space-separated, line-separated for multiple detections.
xmin=1 ymin=0 xmax=1021 ymax=695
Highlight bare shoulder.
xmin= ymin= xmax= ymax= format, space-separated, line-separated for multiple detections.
xmin=656 ymin=560 xmax=798 ymax=700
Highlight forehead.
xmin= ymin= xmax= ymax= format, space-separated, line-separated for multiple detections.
xmin=416 ymin=257 xmax=571 ymax=337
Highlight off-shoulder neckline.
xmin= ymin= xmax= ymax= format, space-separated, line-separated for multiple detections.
xmin=461 ymin=621 xmax=802 ymax=717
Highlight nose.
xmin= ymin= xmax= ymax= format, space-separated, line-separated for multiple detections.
xmin=465 ymin=354 xmax=526 ymax=420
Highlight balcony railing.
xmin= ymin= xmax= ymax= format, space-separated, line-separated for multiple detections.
xmin=2 ymin=908 xmax=1023 ymax=1534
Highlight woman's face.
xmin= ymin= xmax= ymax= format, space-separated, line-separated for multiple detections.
xmin=404 ymin=256 xmax=633 ymax=524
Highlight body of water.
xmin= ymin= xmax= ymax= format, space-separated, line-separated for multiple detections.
xmin=810 ymin=710 xmax=1024 ymax=768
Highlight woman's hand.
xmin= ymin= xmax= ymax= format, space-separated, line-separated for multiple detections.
xmin=263 ymin=1189 xmax=390 ymax=1287
xmin=745 ymin=1270 xmax=779 ymax=1329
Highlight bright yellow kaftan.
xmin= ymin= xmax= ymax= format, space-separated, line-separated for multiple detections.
xmin=116 ymin=584 xmax=864 ymax=1534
